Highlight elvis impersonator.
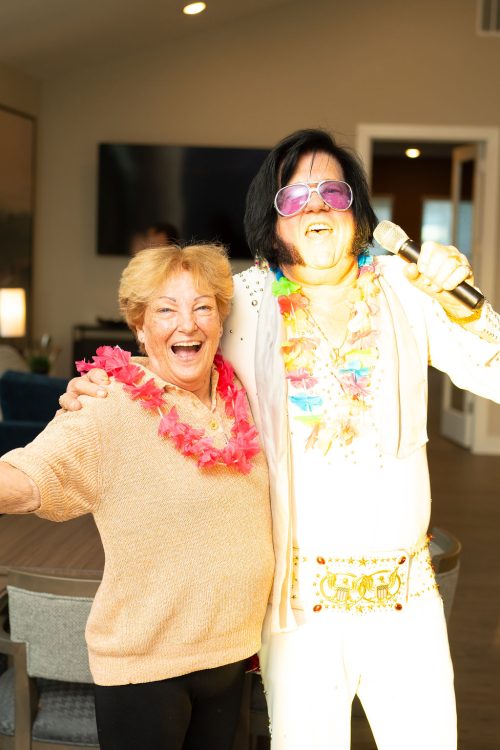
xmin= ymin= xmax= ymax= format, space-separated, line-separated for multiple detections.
xmin=61 ymin=129 xmax=500 ymax=750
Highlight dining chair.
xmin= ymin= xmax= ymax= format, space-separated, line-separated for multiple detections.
xmin=0 ymin=570 xmax=100 ymax=749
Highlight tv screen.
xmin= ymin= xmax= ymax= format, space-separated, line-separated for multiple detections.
xmin=97 ymin=143 xmax=269 ymax=259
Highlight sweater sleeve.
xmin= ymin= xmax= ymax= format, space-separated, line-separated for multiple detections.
xmin=1 ymin=408 xmax=102 ymax=522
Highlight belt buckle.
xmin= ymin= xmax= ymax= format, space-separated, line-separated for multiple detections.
xmin=311 ymin=551 xmax=411 ymax=614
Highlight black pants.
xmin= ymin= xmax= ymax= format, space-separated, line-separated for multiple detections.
xmin=94 ymin=660 xmax=246 ymax=750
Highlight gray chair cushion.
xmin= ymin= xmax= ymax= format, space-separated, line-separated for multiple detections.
xmin=0 ymin=667 xmax=99 ymax=746
xmin=8 ymin=586 xmax=94 ymax=682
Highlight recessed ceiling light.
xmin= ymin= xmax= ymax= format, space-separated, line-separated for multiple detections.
xmin=183 ymin=2 xmax=207 ymax=14
xmin=405 ymin=148 xmax=421 ymax=159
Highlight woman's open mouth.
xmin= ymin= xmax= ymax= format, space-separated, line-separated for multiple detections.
xmin=171 ymin=342 xmax=202 ymax=359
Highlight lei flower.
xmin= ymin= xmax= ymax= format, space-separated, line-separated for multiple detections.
xmin=272 ymin=255 xmax=380 ymax=454
xmin=76 ymin=346 xmax=260 ymax=474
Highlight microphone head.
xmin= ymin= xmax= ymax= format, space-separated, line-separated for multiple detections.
xmin=373 ymin=220 xmax=409 ymax=255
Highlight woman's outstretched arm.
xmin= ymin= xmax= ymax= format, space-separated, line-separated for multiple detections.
xmin=0 ymin=462 xmax=40 ymax=514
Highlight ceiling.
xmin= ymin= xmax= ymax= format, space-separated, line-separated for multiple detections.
xmin=0 ymin=0 xmax=294 ymax=79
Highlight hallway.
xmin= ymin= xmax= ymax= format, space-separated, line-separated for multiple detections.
xmin=427 ymin=369 xmax=500 ymax=750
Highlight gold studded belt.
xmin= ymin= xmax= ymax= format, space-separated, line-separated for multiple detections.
xmin=291 ymin=537 xmax=439 ymax=615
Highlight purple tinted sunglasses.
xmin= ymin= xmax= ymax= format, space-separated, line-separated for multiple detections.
xmin=274 ymin=180 xmax=353 ymax=217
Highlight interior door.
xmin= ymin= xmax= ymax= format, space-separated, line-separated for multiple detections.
xmin=440 ymin=144 xmax=482 ymax=447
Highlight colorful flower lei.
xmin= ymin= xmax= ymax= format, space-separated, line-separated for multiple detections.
xmin=76 ymin=346 xmax=261 ymax=474
xmin=272 ymin=255 xmax=380 ymax=454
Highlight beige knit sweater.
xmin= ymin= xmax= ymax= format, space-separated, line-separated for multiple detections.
xmin=2 ymin=361 xmax=274 ymax=686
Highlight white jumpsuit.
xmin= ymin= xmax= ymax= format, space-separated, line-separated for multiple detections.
xmin=222 ymin=257 xmax=500 ymax=750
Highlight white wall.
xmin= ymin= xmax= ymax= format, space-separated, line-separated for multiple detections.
xmin=18 ymin=0 xmax=500 ymax=390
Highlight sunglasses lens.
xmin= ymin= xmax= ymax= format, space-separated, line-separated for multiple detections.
xmin=319 ymin=181 xmax=352 ymax=210
xmin=275 ymin=184 xmax=309 ymax=216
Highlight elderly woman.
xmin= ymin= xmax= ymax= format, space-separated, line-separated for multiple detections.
xmin=0 ymin=243 xmax=274 ymax=750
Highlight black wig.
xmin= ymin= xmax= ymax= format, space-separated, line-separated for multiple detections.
xmin=244 ymin=128 xmax=377 ymax=266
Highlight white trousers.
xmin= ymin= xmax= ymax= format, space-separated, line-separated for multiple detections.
xmin=259 ymin=596 xmax=456 ymax=750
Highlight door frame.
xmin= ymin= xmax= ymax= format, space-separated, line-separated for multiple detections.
xmin=356 ymin=123 xmax=500 ymax=454
xmin=440 ymin=144 xmax=479 ymax=448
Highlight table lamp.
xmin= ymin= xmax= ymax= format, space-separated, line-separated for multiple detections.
xmin=0 ymin=288 xmax=26 ymax=338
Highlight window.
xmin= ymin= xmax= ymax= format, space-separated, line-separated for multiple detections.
xmin=370 ymin=196 xmax=393 ymax=255
xmin=421 ymin=199 xmax=473 ymax=259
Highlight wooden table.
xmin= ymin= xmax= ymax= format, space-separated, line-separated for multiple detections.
xmin=0 ymin=513 xmax=104 ymax=586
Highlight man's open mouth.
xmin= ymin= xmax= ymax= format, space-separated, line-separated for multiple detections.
xmin=306 ymin=223 xmax=332 ymax=237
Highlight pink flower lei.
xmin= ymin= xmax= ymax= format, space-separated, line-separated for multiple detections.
xmin=76 ymin=346 xmax=261 ymax=474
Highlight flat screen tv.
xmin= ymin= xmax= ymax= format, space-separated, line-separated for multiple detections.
xmin=97 ymin=143 xmax=269 ymax=259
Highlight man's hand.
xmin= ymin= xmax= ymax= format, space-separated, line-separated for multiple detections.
xmin=58 ymin=369 xmax=110 ymax=412
xmin=404 ymin=241 xmax=476 ymax=319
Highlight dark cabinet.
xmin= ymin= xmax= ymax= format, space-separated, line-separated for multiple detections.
xmin=72 ymin=325 xmax=140 ymax=375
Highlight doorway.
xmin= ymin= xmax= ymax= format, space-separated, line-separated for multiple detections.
xmin=356 ymin=124 xmax=500 ymax=455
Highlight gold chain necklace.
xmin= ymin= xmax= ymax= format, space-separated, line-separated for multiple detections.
xmin=304 ymin=306 xmax=351 ymax=359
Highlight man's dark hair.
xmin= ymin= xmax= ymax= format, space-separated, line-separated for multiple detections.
xmin=244 ymin=128 xmax=377 ymax=266
xmin=150 ymin=222 xmax=180 ymax=243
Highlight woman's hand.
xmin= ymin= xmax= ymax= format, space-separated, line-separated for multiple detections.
xmin=403 ymin=241 xmax=476 ymax=319
xmin=58 ymin=369 xmax=110 ymax=412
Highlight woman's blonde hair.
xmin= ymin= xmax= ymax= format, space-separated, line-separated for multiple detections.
xmin=119 ymin=243 xmax=234 ymax=333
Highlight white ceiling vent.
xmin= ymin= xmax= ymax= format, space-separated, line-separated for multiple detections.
xmin=478 ymin=0 xmax=500 ymax=34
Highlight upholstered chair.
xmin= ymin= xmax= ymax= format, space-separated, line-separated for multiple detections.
xmin=0 ymin=370 xmax=69 ymax=454
xmin=0 ymin=570 xmax=100 ymax=749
